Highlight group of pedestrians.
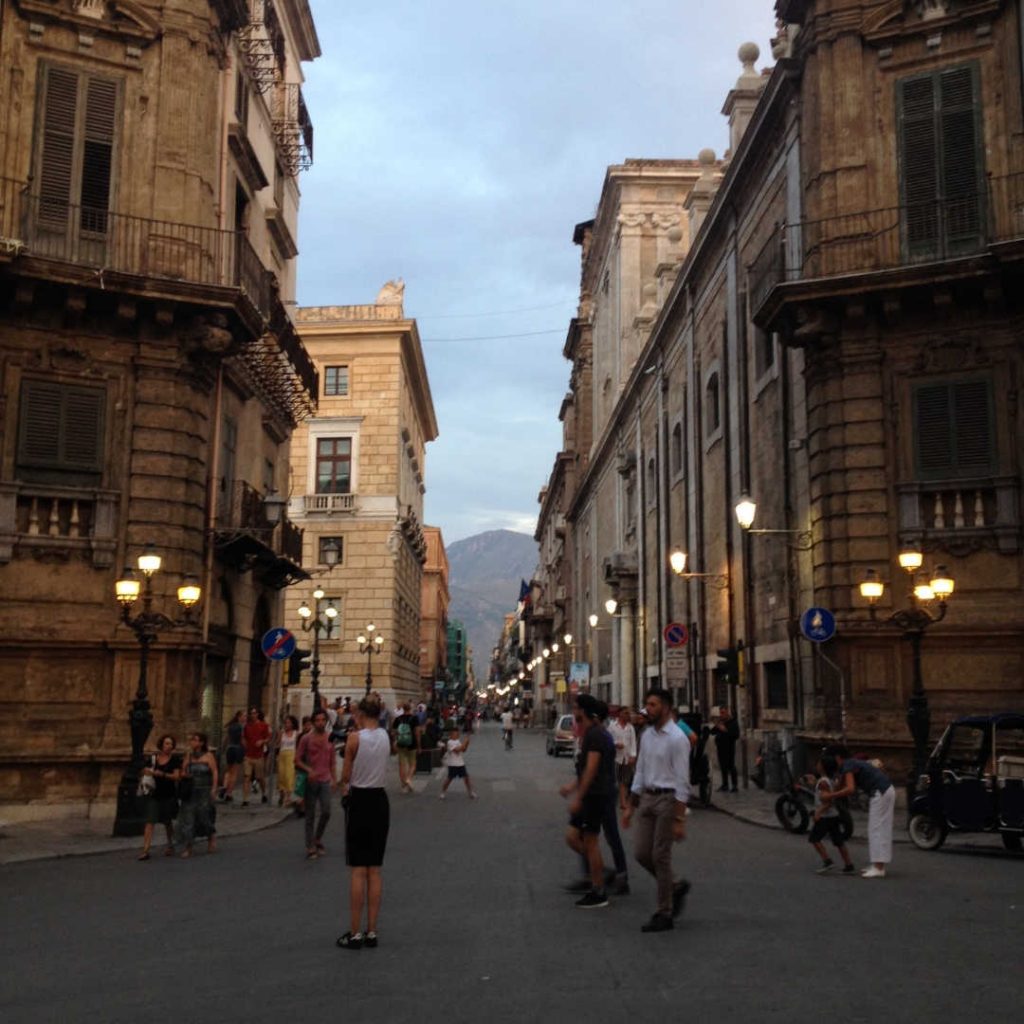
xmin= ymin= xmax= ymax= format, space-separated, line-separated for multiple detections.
xmin=560 ymin=689 xmax=690 ymax=932
xmin=136 ymin=732 xmax=218 ymax=860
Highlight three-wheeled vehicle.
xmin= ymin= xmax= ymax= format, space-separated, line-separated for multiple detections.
xmin=908 ymin=712 xmax=1024 ymax=852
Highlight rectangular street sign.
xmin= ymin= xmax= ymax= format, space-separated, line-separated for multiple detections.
xmin=665 ymin=648 xmax=687 ymax=684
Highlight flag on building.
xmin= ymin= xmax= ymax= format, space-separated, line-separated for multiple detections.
xmin=517 ymin=578 xmax=532 ymax=618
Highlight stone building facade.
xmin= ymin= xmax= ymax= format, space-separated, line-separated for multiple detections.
xmin=0 ymin=0 xmax=320 ymax=816
xmin=420 ymin=524 xmax=450 ymax=694
xmin=284 ymin=295 xmax=438 ymax=716
xmin=538 ymin=0 xmax=1024 ymax=771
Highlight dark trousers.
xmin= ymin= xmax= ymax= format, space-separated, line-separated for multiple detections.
xmin=305 ymin=780 xmax=331 ymax=848
xmin=579 ymin=792 xmax=628 ymax=878
xmin=718 ymin=746 xmax=737 ymax=788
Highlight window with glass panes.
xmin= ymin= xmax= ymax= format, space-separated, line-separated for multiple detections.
xmin=316 ymin=438 xmax=351 ymax=493
xmin=324 ymin=366 xmax=349 ymax=397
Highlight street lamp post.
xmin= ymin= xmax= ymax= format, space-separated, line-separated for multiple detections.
xmin=112 ymin=545 xmax=201 ymax=837
xmin=297 ymin=587 xmax=338 ymax=713
xmin=357 ymin=623 xmax=385 ymax=695
xmin=858 ymin=552 xmax=955 ymax=804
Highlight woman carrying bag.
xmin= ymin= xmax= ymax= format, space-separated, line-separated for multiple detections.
xmin=175 ymin=732 xmax=218 ymax=858
xmin=138 ymin=734 xmax=181 ymax=861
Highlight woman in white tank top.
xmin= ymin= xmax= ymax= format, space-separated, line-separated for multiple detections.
xmin=338 ymin=696 xmax=392 ymax=950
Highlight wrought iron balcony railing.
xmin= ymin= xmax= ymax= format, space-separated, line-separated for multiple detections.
xmin=748 ymin=172 xmax=1024 ymax=316
xmin=0 ymin=176 xmax=271 ymax=317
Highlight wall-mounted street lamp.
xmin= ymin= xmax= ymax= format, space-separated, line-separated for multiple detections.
xmin=588 ymin=613 xmax=599 ymax=629
xmin=857 ymin=547 xmax=956 ymax=800
xmin=298 ymin=587 xmax=339 ymax=711
xmin=668 ymin=549 xmax=728 ymax=589
xmin=113 ymin=544 xmax=201 ymax=837
xmin=357 ymin=623 xmax=385 ymax=695
xmin=605 ymin=597 xmax=618 ymax=616
xmin=734 ymin=495 xmax=812 ymax=549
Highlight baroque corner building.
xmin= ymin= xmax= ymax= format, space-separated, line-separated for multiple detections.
xmin=0 ymin=0 xmax=321 ymax=815
xmin=540 ymin=0 xmax=1024 ymax=768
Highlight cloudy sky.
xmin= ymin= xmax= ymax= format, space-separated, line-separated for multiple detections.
xmin=297 ymin=1 xmax=779 ymax=544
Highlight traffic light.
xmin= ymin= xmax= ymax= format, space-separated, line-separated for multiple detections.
xmin=288 ymin=648 xmax=312 ymax=686
xmin=715 ymin=647 xmax=741 ymax=686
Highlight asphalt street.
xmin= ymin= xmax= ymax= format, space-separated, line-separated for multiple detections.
xmin=0 ymin=723 xmax=1020 ymax=1023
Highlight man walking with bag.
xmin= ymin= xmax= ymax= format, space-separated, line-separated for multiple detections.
xmin=295 ymin=708 xmax=337 ymax=860
xmin=622 ymin=688 xmax=691 ymax=933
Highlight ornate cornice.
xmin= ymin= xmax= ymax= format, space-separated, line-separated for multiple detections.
xmin=14 ymin=0 xmax=161 ymax=44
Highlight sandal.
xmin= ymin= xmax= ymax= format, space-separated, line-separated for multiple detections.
xmin=306 ymin=849 xmax=319 ymax=860
xmin=164 ymin=846 xmax=175 ymax=857
xmin=316 ymin=841 xmax=326 ymax=853
xmin=180 ymin=848 xmax=193 ymax=859
xmin=336 ymin=932 xmax=362 ymax=949
xmin=137 ymin=852 xmax=151 ymax=861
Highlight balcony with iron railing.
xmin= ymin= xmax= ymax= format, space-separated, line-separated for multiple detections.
xmin=0 ymin=177 xmax=318 ymax=423
xmin=748 ymin=173 xmax=1024 ymax=322
xmin=214 ymin=480 xmax=306 ymax=586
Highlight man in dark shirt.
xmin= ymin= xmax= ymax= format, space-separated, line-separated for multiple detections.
xmin=713 ymin=706 xmax=740 ymax=792
xmin=559 ymin=694 xmax=615 ymax=908
xmin=391 ymin=703 xmax=420 ymax=794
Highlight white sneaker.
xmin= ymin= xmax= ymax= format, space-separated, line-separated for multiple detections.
xmin=438 ymin=792 xmax=446 ymax=801
xmin=861 ymin=866 xmax=886 ymax=879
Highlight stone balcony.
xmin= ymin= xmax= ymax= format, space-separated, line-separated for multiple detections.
xmin=302 ymin=493 xmax=358 ymax=514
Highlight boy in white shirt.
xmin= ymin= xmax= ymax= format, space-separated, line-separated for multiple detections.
xmin=439 ymin=723 xmax=478 ymax=800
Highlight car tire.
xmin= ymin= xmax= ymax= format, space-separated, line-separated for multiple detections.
xmin=908 ymin=813 xmax=947 ymax=851
xmin=1001 ymin=832 xmax=1022 ymax=852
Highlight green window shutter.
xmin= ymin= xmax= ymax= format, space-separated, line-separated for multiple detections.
xmin=39 ymin=67 xmax=79 ymax=226
xmin=898 ymin=63 xmax=984 ymax=259
xmin=898 ymin=75 xmax=939 ymax=257
xmin=914 ymin=384 xmax=952 ymax=476
xmin=17 ymin=380 xmax=63 ymax=466
xmin=913 ymin=378 xmax=994 ymax=480
xmin=952 ymin=380 xmax=993 ymax=474
xmin=939 ymin=65 xmax=983 ymax=251
xmin=17 ymin=380 xmax=105 ymax=473
xmin=80 ymin=77 xmax=117 ymax=232
xmin=62 ymin=386 xmax=105 ymax=471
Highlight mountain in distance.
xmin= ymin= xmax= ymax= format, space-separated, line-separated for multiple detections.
xmin=446 ymin=529 xmax=538 ymax=683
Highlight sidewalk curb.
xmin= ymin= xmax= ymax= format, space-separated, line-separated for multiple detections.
xmin=0 ymin=807 xmax=294 ymax=866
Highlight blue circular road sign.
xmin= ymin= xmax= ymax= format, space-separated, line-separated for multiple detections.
xmin=800 ymin=607 xmax=836 ymax=644
xmin=261 ymin=628 xmax=297 ymax=661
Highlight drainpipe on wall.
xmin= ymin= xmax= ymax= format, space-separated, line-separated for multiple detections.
xmin=198 ymin=365 xmax=225 ymax=712
xmin=687 ymin=286 xmax=709 ymax=713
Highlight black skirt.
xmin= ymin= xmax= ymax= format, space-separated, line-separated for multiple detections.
xmin=344 ymin=787 xmax=389 ymax=867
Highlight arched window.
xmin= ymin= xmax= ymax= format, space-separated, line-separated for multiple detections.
xmin=671 ymin=422 xmax=683 ymax=476
xmin=706 ymin=372 xmax=720 ymax=434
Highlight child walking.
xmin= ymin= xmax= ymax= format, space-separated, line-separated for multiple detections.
xmin=439 ymin=723 xmax=477 ymax=800
xmin=810 ymin=754 xmax=855 ymax=874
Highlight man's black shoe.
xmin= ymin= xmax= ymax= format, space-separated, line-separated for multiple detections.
xmin=575 ymin=889 xmax=609 ymax=909
xmin=613 ymin=875 xmax=630 ymax=896
xmin=641 ymin=913 xmax=674 ymax=933
xmin=563 ymin=878 xmax=591 ymax=893
xmin=671 ymin=880 xmax=691 ymax=918
xmin=603 ymin=868 xmax=617 ymax=885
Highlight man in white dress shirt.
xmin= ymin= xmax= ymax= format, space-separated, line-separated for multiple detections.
xmin=622 ymin=688 xmax=691 ymax=933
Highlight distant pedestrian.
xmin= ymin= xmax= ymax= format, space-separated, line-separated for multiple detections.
xmin=338 ymin=696 xmax=392 ymax=950
xmin=609 ymin=705 xmax=637 ymax=812
xmin=623 ymin=688 xmax=691 ymax=933
xmin=293 ymin=715 xmax=313 ymax=816
xmin=295 ymin=708 xmax=336 ymax=859
xmin=220 ymin=711 xmax=244 ymax=801
xmin=276 ymin=715 xmax=299 ymax=807
xmin=138 ymin=734 xmax=181 ymax=860
xmin=823 ymin=745 xmax=895 ymax=878
xmin=712 ymin=706 xmax=740 ymax=792
xmin=242 ymin=707 xmax=271 ymax=806
xmin=439 ymin=722 xmax=477 ymax=800
xmin=500 ymin=708 xmax=514 ymax=749
xmin=559 ymin=694 xmax=616 ymax=909
xmin=809 ymin=755 xmax=855 ymax=875
xmin=175 ymin=733 xmax=218 ymax=858
xmin=392 ymin=702 xmax=420 ymax=794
